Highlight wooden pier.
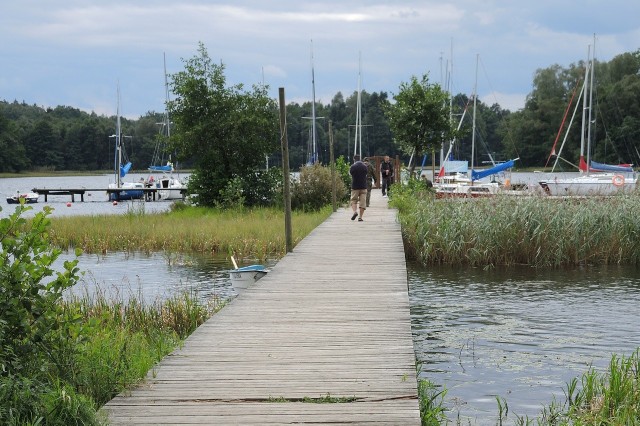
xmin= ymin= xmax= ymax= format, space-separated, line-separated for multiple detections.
xmin=31 ymin=187 xmax=187 ymax=202
xmin=102 ymin=190 xmax=420 ymax=425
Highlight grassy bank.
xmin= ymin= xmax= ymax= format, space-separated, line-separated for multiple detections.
xmin=390 ymin=183 xmax=640 ymax=267
xmin=1 ymin=289 xmax=217 ymax=425
xmin=48 ymin=204 xmax=332 ymax=258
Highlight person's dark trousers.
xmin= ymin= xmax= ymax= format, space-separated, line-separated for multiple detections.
xmin=382 ymin=177 xmax=392 ymax=196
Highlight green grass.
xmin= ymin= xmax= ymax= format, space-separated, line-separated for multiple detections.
xmin=0 ymin=288 xmax=216 ymax=425
xmin=47 ymin=205 xmax=332 ymax=258
xmin=390 ymin=185 xmax=640 ymax=267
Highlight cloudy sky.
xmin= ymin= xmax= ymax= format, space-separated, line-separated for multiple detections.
xmin=2 ymin=1 xmax=639 ymax=118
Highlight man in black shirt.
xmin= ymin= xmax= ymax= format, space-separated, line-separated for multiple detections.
xmin=381 ymin=155 xmax=394 ymax=197
xmin=349 ymin=155 xmax=368 ymax=221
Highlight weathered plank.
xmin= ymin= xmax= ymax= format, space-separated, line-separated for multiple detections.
xmin=103 ymin=190 xmax=420 ymax=424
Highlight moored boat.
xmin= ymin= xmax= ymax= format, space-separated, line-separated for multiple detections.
xmin=108 ymin=85 xmax=145 ymax=202
xmin=228 ymin=255 xmax=268 ymax=291
xmin=229 ymin=264 xmax=268 ymax=291
xmin=6 ymin=191 xmax=39 ymax=204
xmin=539 ymin=173 xmax=637 ymax=196
xmin=540 ymin=38 xmax=637 ymax=196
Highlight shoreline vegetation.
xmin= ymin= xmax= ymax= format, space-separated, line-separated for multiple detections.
xmin=392 ymin=182 xmax=640 ymax=424
xmin=390 ymin=181 xmax=640 ymax=267
xmin=4 ymin=185 xmax=640 ymax=424
xmin=48 ymin=204 xmax=332 ymax=258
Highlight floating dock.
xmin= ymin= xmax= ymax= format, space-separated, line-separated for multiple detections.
xmin=31 ymin=187 xmax=187 ymax=202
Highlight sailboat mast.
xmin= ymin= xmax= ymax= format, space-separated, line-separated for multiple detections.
xmin=579 ymin=44 xmax=591 ymax=174
xmin=116 ymin=84 xmax=122 ymax=189
xmin=354 ymin=52 xmax=362 ymax=158
xmin=310 ymin=40 xmax=317 ymax=164
xmin=164 ymin=52 xmax=171 ymax=141
xmin=586 ymin=36 xmax=596 ymax=175
xmin=470 ymin=54 xmax=478 ymax=181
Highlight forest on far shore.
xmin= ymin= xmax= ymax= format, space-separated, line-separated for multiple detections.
xmin=1 ymin=48 xmax=639 ymax=174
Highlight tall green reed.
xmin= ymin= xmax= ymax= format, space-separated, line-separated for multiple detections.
xmin=391 ymin=189 xmax=640 ymax=267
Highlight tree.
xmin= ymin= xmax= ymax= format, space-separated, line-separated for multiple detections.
xmin=384 ymin=74 xmax=453 ymax=174
xmin=168 ymin=43 xmax=279 ymax=207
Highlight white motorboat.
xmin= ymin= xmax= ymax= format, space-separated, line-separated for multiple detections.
xmin=6 ymin=191 xmax=39 ymax=204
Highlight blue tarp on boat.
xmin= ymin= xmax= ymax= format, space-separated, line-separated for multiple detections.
xmin=471 ymin=158 xmax=518 ymax=181
xmin=120 ymin=161 xmax=132 ymax=178
xmin=589 ymin=160 xmax=634 ymax=173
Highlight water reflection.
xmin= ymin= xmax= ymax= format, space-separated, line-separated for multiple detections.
xmin=62 ymin=251 xmax=277 ymax=305
xmin=408 ymin=262 xmax=640 ymax=423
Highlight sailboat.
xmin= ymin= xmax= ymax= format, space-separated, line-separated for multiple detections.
xmin=435 ymin=54 xmax=518 ymax=198
xmin=539 ymin=39 xmax=637 ymax=196
xmin=147 ymin=53 xmax=186 ymax=201
xmin=303 ymin=40 xmax=321 ymax=165
xmin=107 ymin=85 xmax=144 ymax=201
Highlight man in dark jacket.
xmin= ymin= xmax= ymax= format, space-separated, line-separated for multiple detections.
xmin=381 ymin=155 xmax=394 ymax=196
xmin=364 ymin=157 xmax=377 ymax=207
xmin=349 ymin=155 xmax=368 ymax=221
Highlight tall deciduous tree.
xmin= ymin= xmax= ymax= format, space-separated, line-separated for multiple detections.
xmin=168 ymin=43 xmax=279 ymax=206
xmin=384 ymin=74 xmax=453 ymax=174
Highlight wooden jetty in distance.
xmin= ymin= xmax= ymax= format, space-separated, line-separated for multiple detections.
xmin=31 ymin=187 xmax=187 ymax=202
xmin=102 ymin=190 xmax=421 ymax=424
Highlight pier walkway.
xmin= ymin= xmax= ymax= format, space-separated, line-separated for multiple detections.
xmin=103 ymin=191 xmax=420 ymax=425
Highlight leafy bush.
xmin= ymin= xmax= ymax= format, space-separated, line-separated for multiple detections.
xmin=334 ymin=156 xmax=351 ymax=195
xmin=291 ymin=163 xmax=347 ymax=211
xmin=0 ymin=204 xmax=81 ymax=377
xmin=0 ymin=203 xmax=93 ymax=424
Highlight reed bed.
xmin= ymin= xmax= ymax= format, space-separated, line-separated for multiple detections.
xmin=67 ymin=288 xmax=218 ymax=405
xmin=47 ymin=205 xmax=331 ymax=258
xmin=511 ymin=349 xmax=640 ymax=425
xmin=391 ymin=189 xmax=640 ymax=267
xmin=0 ymin=288 xmax=216 ymax=425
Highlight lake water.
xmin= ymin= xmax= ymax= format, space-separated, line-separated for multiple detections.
xmin=409 ymin=263 xmax=640 ymax=423
xmin=4 ymin=172 xmax=638 ymax=423
xmin=0 ymin=173 xmax=183 ymax=219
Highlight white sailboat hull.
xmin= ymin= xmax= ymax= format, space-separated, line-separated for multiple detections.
xmin=539 ymin=174 xmax=637 ymax=196
xmin=435 ymin=182 xmax=500 ymax=198
xmin=155 ymin=176 xmax=185 ymax=200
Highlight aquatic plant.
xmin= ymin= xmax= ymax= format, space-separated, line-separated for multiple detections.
xmin=390 ymin=186 xmax=640 ymax=267
xmin=47 ymin=205 xmax=331 ymax=258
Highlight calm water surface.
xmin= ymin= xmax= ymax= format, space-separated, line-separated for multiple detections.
xmin=409 ymin=263 xmax=640 ymax=423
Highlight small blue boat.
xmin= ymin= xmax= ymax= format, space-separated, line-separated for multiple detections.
xmin=229 ymin=257 xmax=268 ymax=290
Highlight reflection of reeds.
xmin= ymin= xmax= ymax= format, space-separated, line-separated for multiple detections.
xmin=48 ymin=206 xmax=331 ymax=259
xmin=394 ymin=194 xmax=640 ymax=267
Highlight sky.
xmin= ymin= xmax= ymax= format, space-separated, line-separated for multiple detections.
xmin=1 ymin=1 xmax=639 ymax=119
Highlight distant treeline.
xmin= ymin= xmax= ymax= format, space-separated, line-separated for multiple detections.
xmin=1 ymin=48 xmax=639 ymax=173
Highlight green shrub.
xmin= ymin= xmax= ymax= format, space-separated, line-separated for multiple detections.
xmin=291 ymin=163 xmax=347 ymax=211
xmin=0 ymin=203 xmax=81 ymax=378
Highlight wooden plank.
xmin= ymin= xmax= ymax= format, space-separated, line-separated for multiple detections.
xmin=102 ymin=190 xmax=420 ymax=424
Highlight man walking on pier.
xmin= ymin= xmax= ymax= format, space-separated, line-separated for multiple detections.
xmin=349 ymin=155 xmax=368 ymax=222
xmin=381 ymin=155 xmax=394 ymax=197
xmin=364 ymin=157 xmax=377 ymax=207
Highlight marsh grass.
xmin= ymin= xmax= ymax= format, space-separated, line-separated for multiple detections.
xmin=0 ymin=287 xmax=214 ymax=424
xmin=391 ymin=187 xmax=640 ymax=267
xmin=64 ymin=287 xmax=218 ymax=407
xmin=509 ymin=349 xmax=640 ymax=425
xmin=47 ymin=205 xmax=331 ymax=257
